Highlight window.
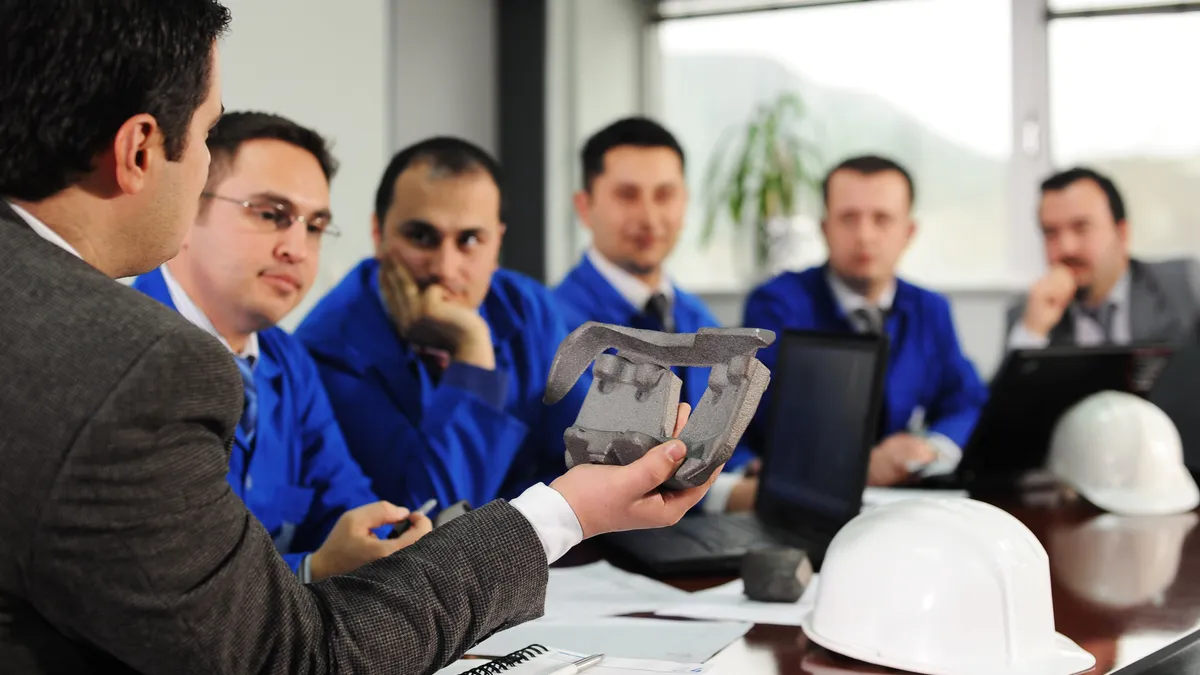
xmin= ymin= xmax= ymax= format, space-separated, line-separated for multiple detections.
xmin=1049 ymin=12 xmax=1200 ymax=260
xmin=656 ymin=0 xmax=1013 ymax=292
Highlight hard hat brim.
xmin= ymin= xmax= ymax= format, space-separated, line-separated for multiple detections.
xmin=799 ymin=603 xmax=1096 ymax=675
xmin=1079 ymin=464 xmax=1200 ymax=516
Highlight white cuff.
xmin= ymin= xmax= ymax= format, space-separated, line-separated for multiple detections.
xmin=1008 ymin=322 xmax=1050 ymax=350
xmin=702 ymin=471 xmax=742 ymax=514
xmin=917 ymin=433 xmax=963 ymax=477
xmin=509 ymin=482 xmax=584 ymax=564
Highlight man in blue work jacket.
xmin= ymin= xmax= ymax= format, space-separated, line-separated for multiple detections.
xmin=295 ymin=137 xmax=590 ymax=511
xmin=742 ymin=155 xmax=988 ymax=492
xmin=553 ymin=116 xmax=757 ymax=512
xmin=134 ymin=112 xmax=431 ymax=582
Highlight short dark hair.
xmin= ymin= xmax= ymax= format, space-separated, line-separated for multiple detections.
xmin=821 ymin=155 xmax=916 ymax=208
xmin=205 ymin=112 xmax=339 ymax=189
xmin=0 ymin=1 xmax=231 ymax=202
xmin=373 ymin=137 xmax=502 ymax=227
xmin=1040 ymin=166 xmax=1126 ymax=223
xmin=580 ymin=117 xmax=686 ymax=192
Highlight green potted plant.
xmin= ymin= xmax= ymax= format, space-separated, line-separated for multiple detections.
xmin=700 ymin=91 xmax=823 ymax=277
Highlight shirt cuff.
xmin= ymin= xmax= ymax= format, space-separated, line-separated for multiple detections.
xmin=701 ymin=471 xmax=743 ymax=514
xmin=509 ymin=482 xmax=584 ymax=564
xmin=1008 ymin=322 xmax=1050 ymax=350
xmin=917 ymin=433 xmax=963 ymax=478
xmin=441 ymin=361 xmax=510 ymax=410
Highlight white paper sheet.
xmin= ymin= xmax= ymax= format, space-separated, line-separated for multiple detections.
xmin=543 ymin=561 xmax=692 ymax=618
xmin=465 ymin=616 xmax=752 ymax=663
xmin=653 ymin=578 xmax=815 ymax=627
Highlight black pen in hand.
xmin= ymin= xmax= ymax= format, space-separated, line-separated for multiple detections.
xmin=388 ymin=498 xmax=437 ymax=539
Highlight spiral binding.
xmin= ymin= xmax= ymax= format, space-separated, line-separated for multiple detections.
xmin=461 ymin=644 xmax=550 ymax=674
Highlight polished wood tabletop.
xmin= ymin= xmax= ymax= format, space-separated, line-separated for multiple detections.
xmin=560 ymin=489 xmax=1200 ymax=674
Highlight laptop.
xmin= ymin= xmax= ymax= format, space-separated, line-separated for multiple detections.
xmin=601 ymin=329 xmax=889 ymax=577
xmin=1145 ymin=339 xmax=1200 ymax=476
xmin=950 ymin=343 xmax=1175 ymax=496
xmin=1111 ymin=625 xmax=1200 ymax=673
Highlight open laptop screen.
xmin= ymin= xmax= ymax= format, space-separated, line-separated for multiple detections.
xmin=758 ymin=331 xmax=888 ymax=527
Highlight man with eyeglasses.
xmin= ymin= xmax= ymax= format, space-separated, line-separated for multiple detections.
xmin=133 ymin=112 xmax=431 ymax=582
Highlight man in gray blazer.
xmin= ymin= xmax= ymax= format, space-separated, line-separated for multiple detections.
xmin=0 ymin=4 xmax=719 ymax=674
xmin=1006 ymin=167 xmax=1200 ymax=349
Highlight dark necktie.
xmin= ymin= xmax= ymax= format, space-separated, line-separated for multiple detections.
xmin=1079 ymin=301 xmax=1117 ymax=343
xmin=644 ymin=292 xmax=674 ymax=333
xmin=413 ymin=344 xmax=451 ymax=382
xmin=234 ymin=355 xmax=257 ymax=448
xmin=851 ymin=306 xmax=886 ymax=335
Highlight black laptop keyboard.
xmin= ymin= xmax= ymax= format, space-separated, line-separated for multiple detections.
xmin=661 ymin=513 xmax=817 ymax=560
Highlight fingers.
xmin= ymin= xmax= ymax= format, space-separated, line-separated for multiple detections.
xmin=672 ymin=402 xmax=692 ymax=437
xmin=624 ymin=439 xmax=688 ymax=495
xmin=350 ymin=501 xmax=411 ymax=530
xmin=663 ymin=462 xmax=725 ymax=508
xmin=388 ymin=513 xmax=433 ymax=551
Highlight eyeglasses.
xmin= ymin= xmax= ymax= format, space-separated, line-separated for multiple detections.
xmin=201 ymin=192 xmax=341 ymax=240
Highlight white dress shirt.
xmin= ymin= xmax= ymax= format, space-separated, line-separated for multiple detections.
xmin=586 ymin=247 xmax=674 ymax=309
xmin=586 ymin=247 xmax=742 ymax=513
xmin=1008 ymin=270 xmax=1132 ymax=349
xmin=826 ymin=269 xmax=962 ymax=477
xmin=8 ymin=201 xmax=585 ymax=563
xmin=159 ymin=264 xmax=260 ymax=361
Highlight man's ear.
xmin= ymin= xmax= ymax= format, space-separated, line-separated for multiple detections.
xmin=371 ymin=213 xmax=384 ymax=258
xmin=904 ymin=218 xmax=918 ymax=250
xmin=1116 ymin=218 xmax=1130 ymax=247
xmin=112 ymin=113 xmax=160 ymax=195
xmin=573 ymin=190 xmax=592 ymax=229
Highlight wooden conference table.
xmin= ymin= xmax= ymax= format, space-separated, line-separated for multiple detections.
xmin=558 ymin=489 xmax=1200 ymax=674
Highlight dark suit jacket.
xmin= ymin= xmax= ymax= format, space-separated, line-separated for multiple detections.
xmin=0 ymin=202 xmax=548 ymax=674
xmin=1005 ymin=258 xmax=1200 ymax=347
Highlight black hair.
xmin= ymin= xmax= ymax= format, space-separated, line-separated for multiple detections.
xmin=821 ymin=155 xmax=916 ymax=207
xmin=206 ymin=111 xmax=339 ymax=187
xmin=580 ymin=116 xmax=686 ymax=192
xmin=1040 ymin=166 xmax=1126 ymax=223
xmin=0 ymin=0 xmax=232 ymax=201
xmin=373 ymin=136 xmax=502 ymax=227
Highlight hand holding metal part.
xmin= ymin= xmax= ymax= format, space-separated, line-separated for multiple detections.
xmin=544 ymin=322 xmax=776 ymax=489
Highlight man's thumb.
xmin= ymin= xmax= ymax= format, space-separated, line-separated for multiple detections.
xmin=356 ymin=501 xmax=410 ymax=528
xmin=629 ymin=440 xmax=687 ymax=491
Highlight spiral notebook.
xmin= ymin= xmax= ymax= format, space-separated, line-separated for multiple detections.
xmin=434 ymin=644 xmax=713 ymax=674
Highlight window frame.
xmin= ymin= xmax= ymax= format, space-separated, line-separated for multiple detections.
xmin=642 ymin=0 xmax=1199 ymax=293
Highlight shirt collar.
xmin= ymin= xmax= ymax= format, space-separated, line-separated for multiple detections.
xmin=160 ymin=263 xmax=260 ymax=362
xmin=585 ymin=247 xmax=674 ymax=311
xmin=1070 ymin=267 xmax=1131 ymax=315
xmin=6 ymin=201 xmax=83 ymax=259
xmin=825 ymin=267 xmax=896 ymax=315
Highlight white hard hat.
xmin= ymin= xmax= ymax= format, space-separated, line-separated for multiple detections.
xmin=1047 ymin=390 xmax=1200 ymax=516
xmin=797 ymin=498 xmax=1095 ymax=675
xmin=1049 ymin=512 xmax=1198 ymax=610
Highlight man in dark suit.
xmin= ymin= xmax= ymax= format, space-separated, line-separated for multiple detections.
xmin=1006 ymin=167 xmax=1200 ymax=349
xmin=0 ymin=3 xmax=719 ymax=674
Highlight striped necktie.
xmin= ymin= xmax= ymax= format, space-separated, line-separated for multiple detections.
xmin=234 ymin=355 xmax=257 ymax=447
xmin=851 ymin=306 xmax=886 ymax=335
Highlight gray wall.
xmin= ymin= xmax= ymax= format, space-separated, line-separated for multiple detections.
xmin=390 ymin=0 xmax=497 ymax=154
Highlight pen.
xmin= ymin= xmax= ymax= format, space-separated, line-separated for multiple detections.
xmin=388 ymin=498 xmax=437 ymax=539
xmin=904 ymin=407 xmax=931 ymax=474
xmin=546 ymin=653 xmax=603 ymax=675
